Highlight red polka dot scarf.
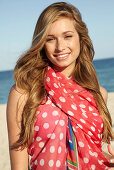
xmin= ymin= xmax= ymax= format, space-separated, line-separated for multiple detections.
xmin=45 ymin=67 xmax=109 ymax=169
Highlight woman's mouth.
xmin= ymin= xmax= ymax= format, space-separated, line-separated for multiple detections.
xmin=54 ymin=53 xmax=70 ymax=61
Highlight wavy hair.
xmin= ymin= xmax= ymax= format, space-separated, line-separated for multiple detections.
xmin=12 ymin=2 xmax=114 ymax=149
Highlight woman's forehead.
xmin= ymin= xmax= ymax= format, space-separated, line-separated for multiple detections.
xmin=47 ymin=17 xmax=76 ymax=35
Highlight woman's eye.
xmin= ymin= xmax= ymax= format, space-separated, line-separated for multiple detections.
xmin=65 ymin=35 xmax=72 ymax=39
xmin=46 ymin=38 xmax=55 ymax=42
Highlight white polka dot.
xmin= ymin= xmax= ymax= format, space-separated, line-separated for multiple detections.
xmin=52 ymin=110 xmax=58 ymax=116
xmin=94 ymin=152 xmax=98 ymax=157
xmin=52 ymin=103 xmax=56 ymax=107
xmin=83 ymin=157 xmax=89 ymax=163
xmin=93 ymin=122 xmax=96 ymax=127
xmin=46 ymin=77 xmax=50 ymax=82
xmin=98 ymin=160 xmax=103 ymax=165
xmin=39 ymin=142 xmax=44 ymax=148
xmin=88 ymin=145 xmax=91 ymax=149
xmin=53 ymin=83 xmax=59 ymax=88
xmin=60 ymin=133 xmax=63 ymax=140
xmin=58 ymin=146 xmax=62 ymax=153
xmin=55 ymin=120 xmax=59 ymax=125
xmin=51 ymin=133 xmax=55 ymax=139
xmin=42 ymin=112 xmax=47 ymax=118
xmin=80 ymin=119 xmax=86 ymax=123
xmin=43 ymin=123 xmax=49 ymax=129
xmin=88 ymin=131 xmax=93 ymax=136
xmin=89 ymin=106 xmax=93 ymax=111
xmin=73 ymin=127 xmax=76 ymax=132
xmin=98 ymin=134 xmax=101 ymax=138
xmin=77 ymin=124 xmax=83 ymax=129
xmin=63 ymin=88 xmax=67 ymax=93
xmin=36 ymin=111 xmax=40 ymax=115
xmin=92 ymin=113 xmax=98 ymax=116
xmin=71 ymin=95 xmax=74 ymax=98
xmin=71 ymin=104 xmax=77 ymax=110
xmin=61 ymin=83 xmax=64 ymax=86
xmin=89 ymin=151 xmax=94 ymax=156
xmin=34 ymin=126 xmax=39 ymax=131
xmin=91 ymin=126 xmax=95 ymax=131
xmin=49 ymin=160 xmax=54 ymax=167
xmin=101 ymin=123 xmax=103 ymax=128
xmin=67 ymin=111 xmax=74 ymax=116
xmin=56 ymin=160 xmax=61 ymax=167
xmin=59 ymin=120 xmax=65 ymax=126
xmin=49 ymin=91 xmax=54 ymax=96
xmin=81 ymin=108 xmax=86 ymax=113
xmin=78 ymin=141 xmax=84 ymax=147
xmin=80 ymin=97 xmax=84 ymax=100
xmin=79 ymin=104 xmax=86 ymax=108
xmin=59 ymin=97 xmax=66 ymax=102
xmin=50 ymin=146 xmax=55 ymax=153
xmin=86 ymin=97 xmax=91 ymax=101
xmin=36 ymin=136 xmax=42 ymax=141
xmin=56 ymin=103 xmax=62 ymax=108
xmin=52 ymin=72 xmax=56 ymax=77
xmin=47 ymin=134 xmax=51 ymax=138
xmin=90 ymin=139 xmax=94 ymax=143
xmin=74 ymin=89 xmax=79 ymax=93
xmin=46 ymin=100 xmax=51 ymax=104
xmin=82 ymin=112 xmax=88 ymax=118
xmin=42 ymin=147 xmax=46 ymax=153
xmin=34 ymin=160 xmax=37 ymax=165
xmin=40 ymin=159 xmax=44 ymax=166
xmin=91 ymin=165 xmax=96 ymax=170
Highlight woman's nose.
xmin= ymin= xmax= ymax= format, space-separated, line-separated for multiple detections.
xmin=55 ymin=39 xmax=65 ymax=51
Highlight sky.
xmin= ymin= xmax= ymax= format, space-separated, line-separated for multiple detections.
xmin=0 ymin=0 xmax=114 ymax=71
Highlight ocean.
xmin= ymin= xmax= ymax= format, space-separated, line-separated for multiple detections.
xmin=0 ymin=58 xmax=114 ymax=104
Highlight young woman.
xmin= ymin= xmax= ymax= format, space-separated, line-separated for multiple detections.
xmin=7 ymin=2 xmax=114 ymax=170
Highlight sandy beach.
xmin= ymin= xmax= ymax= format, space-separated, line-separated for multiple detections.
xmin=0 ymin=93 xmax=114 ymax=169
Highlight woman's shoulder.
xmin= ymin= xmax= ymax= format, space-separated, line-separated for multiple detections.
xmin=7 ymin=85 xmax=28 ymax=117
xmin=9 ymin=84 xmax=28 ymax=101
xmin=100 ymin=86 xmax=108 ymax=104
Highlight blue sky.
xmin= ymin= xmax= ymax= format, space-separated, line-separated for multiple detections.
xmin=0 ymin=0 xmax=114 ymax=71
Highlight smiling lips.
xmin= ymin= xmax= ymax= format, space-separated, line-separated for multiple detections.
xmin=54 ymin=53 xmax=70 ymax=61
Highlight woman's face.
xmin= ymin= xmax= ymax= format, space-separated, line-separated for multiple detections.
xmin=44 ymin=17 xmax=80 ymax=76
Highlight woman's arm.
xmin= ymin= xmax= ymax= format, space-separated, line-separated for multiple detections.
xmin=100 ymin=86 xmax=114 ymax=169
xmin=100 ymin=86 xmax=108 ymax=103
xmin=7 ymin=85 xmax=29 ymax=170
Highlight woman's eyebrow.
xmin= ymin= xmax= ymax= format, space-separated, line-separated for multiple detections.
xmin=47 ymin=31 xmax=74 ymax=37
xmin=63 ymin=31 xmax=74 ymax=34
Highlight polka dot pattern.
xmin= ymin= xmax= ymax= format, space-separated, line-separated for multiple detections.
xmin=43 ymin=123 xmax=49 ymax=129
xmin=50 ymin=146 xmax=55 ymax=153
xmin=28 ymin=67 xmax=108 ymax=170
xmin=52 ymin=110 xmax=58 ymax=116
xmin=40 ymin=159 xmax=44 ymax=166
xmin=34 ymin=126 xmax=39 ymax=131
xmin=56 ymin=160 xmax=61 ymax=167
xmin=42 ymin=112 xmax=47 ymax=118
xmin=48 ymin=160 xmax=54 ymax=167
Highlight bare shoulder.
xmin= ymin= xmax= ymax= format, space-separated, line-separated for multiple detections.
xmin=7 ymin=85 xmax=28 ymax=132
xmin=7 ymin=85 xmax=29 ymax=169
xmin=100 ymin=86 xmax=108 ymax=104
xmin=7 ymin=85 xmax=28 ymax=112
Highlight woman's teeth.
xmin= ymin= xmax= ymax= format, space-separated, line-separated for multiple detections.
xmin=56 ymin=54 xmax=68 ymax=58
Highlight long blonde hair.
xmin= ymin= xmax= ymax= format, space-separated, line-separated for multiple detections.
xmin=12 ymin=2 xmax=114 ymax=149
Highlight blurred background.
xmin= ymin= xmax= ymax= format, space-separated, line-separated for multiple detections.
xmin=0 ymin=0 xmax=114 ymax=104
xmin=0 ymin=0 xmax=114 ymax=169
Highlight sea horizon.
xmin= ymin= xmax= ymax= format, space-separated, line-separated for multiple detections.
xmin=0 ymin=57 xmax=114 ymax=104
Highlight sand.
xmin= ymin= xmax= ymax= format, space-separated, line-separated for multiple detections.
xmin=0 ymin=93 xmax=114 ymax=169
